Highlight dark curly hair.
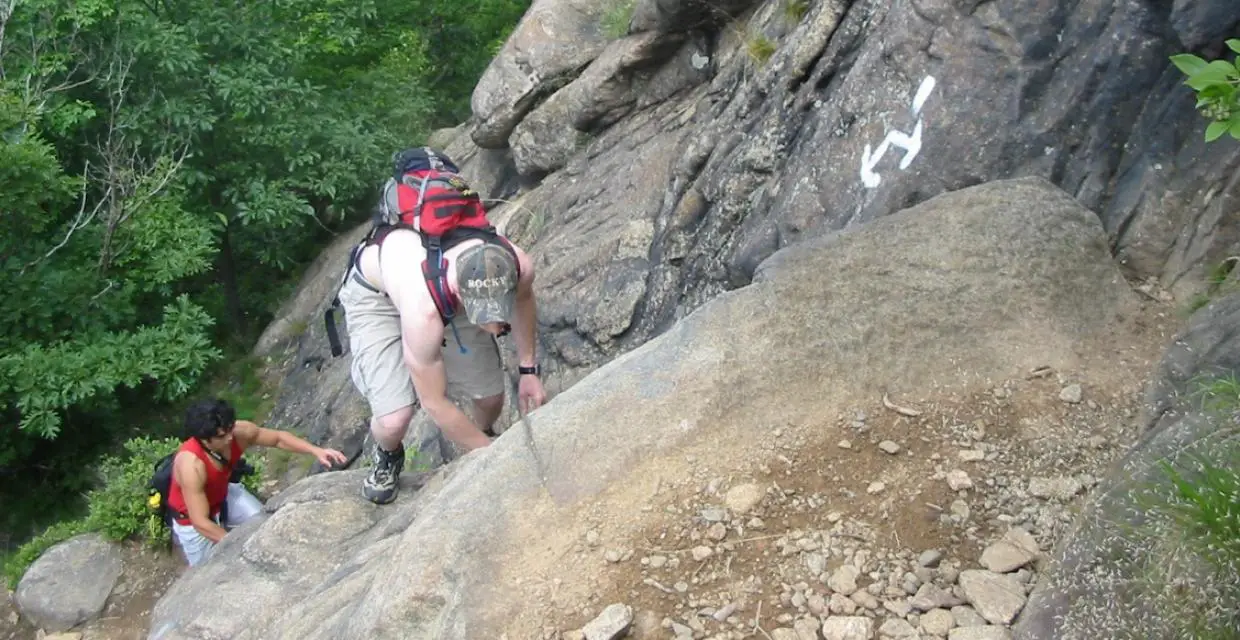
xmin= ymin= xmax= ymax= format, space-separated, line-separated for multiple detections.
xmin=183 ymin=398 xmax=236 ymax=440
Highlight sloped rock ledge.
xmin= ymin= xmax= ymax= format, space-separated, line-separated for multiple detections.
xmin=150 ymin=177 xmax=1154 ymax=639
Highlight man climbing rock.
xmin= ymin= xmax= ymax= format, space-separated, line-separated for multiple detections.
xmin=166 ymin=398 xmax=346 ymax=567
xmin=333 ymin=147 xmax=547 ymax=505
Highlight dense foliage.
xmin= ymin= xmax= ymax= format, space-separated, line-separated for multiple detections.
xmin=0 ymin=0 xmax=529 ymax=550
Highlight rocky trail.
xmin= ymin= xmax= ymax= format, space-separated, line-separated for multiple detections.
xmin=526 ymin=305 xmax=1177 ymax=640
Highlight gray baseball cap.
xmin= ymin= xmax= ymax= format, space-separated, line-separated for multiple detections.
xmin=455 ymin=243 xmax=518 ymax=325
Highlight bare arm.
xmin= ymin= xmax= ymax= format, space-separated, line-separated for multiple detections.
xmin=401 ymin=312 xmax=492 ymax=450
xmin=232 ymin=420 xmax=347 ymax=467
xmin=172 ymin=453 xmax=227 ymax=543
xmin=510 ymin=244 xmax=538 ymax=369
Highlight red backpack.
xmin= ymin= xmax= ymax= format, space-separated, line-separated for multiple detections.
xmin=379 ymin=147 xmax=495 ymax=246
xmin=324 ymin=148 xmax=519 ymax=358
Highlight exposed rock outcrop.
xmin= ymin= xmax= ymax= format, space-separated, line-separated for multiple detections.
xmin=459 ymin=0 xmax=1240 ymax=387
xmin=148 ymin=177 xmax=1157 ymax=639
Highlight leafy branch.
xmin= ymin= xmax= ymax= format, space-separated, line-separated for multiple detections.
xmin=1171 ymin=39 xmax=1240 ymax=142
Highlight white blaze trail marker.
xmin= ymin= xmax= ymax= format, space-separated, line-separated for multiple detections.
xmin=861 ymin=75 xmax=937 ymax=189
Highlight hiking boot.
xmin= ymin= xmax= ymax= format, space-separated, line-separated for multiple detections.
xmin=362 ymin=443 xmax=405 ymax=504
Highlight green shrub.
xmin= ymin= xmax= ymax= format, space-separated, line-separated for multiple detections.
xmin=87 ymin=436 xmax=181 ymax=542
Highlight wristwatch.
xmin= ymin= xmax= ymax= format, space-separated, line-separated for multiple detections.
xmin=518 ymin=364 xmax=541 ymax=376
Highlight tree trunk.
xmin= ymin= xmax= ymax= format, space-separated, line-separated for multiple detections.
xmin=218 ymin=221 xmax=247 ymax=338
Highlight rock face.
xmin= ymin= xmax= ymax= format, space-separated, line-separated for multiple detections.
xmin=251 ymin=223 xmax=375 ymax=474
xmin=148 ymin=177 xmax=1148 ymax=639
xmin=448 ymin=0 xmax=1240 ymax=390
xmin=249 ymin=0 xmax=1240 ymax=480
xmin=15 ymin=533 xmax=122 ymax=632
xmin=1013 ymin=290 xmax=1240 ymax=639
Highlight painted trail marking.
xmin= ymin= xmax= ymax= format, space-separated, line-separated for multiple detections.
xmin=861 ymin=76 xmax=937 ymax=189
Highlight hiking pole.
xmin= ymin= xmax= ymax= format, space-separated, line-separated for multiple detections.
xmin=510 ymin=375 xmax=549 ymax=490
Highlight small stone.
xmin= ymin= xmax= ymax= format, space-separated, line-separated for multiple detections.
xmin=674 ymin=581 xmax=689 ymax=593
xmin=828 ymin=565 xmax=860 ymax=595
xmin=883 ymin=598 xmax=913 ymax=617
xmin=706 ymin=522 xmax=728 ymax=541
xmin=867 ymin=481 xmax=886 ymax=495
xmin=910 ymin=583 xmax=964 ymax=611
xmin=958 ymin=570 xmax=1027 ymax=625
xmin=946 ymin=470 xmax=973 ymax=491
xmin=586 ymin=531 xmax=600 ymax=546
xmin=958 ymin=449 xmax=986 ymax=462
xmin=807 ymin=593 xmax=827 ymax=615
xmin=691 ymin=546 xmax=713 ymax=561
xmin=724 ymin=484 xmax=765 ymax=514
xmin=771 ymin=629 xmax=799 ymax=640
xmin=920 ymin=608 xmax=955 ymax=635
xmin=878 ymin=617 xmax=918 ymax=638
xmin=1028 ymin=476 xmax=1083 ymax=500
xmin=821 ymin=616 xmax=873 ymax=640
xmin=979 ymin=528 xmax=1039 ymax=573
xmin=851 ymin=590 xmax=879 ymax=610
xmin=581 ymin=603 xmax=633 ymax=640
xmin=805 ymin=552 xmax=827 ymax=575
xmin=648 ymin=555 xmax=668 ymax=569
xmin=826 ymin=592 xmax=854 ymax=615
xmin=879 ymin=440 xmax=901 ymax=454
xmin=838 ymin=440 xmax=853 ymax=449
xmin=918 ymin=549 xmax=943 ymax=568
xmin=712 ymin=603 xmax=739 ymax=622
xmin=604 ymin=549 xmax=623 ymax=563
xmin=1059 ymin=384 xmax=1083 ymax=404
xmin=949 ymin=605 xmax=988 ymax=627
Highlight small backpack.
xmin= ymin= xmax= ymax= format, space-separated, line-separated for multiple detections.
xmin=324 ymin=148 xmax=520 ymax=358
xmin=379 ymin=148 xmax=495 ymax=247
xmin=146 ymin=452 xmax=176 ymax=529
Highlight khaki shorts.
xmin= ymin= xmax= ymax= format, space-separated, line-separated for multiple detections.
xmin=337 ymin=273 xmax=504 ymax=418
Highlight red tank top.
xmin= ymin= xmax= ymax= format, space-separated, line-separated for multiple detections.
xmin=166 ymin=436 xmax=242 ymax=525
